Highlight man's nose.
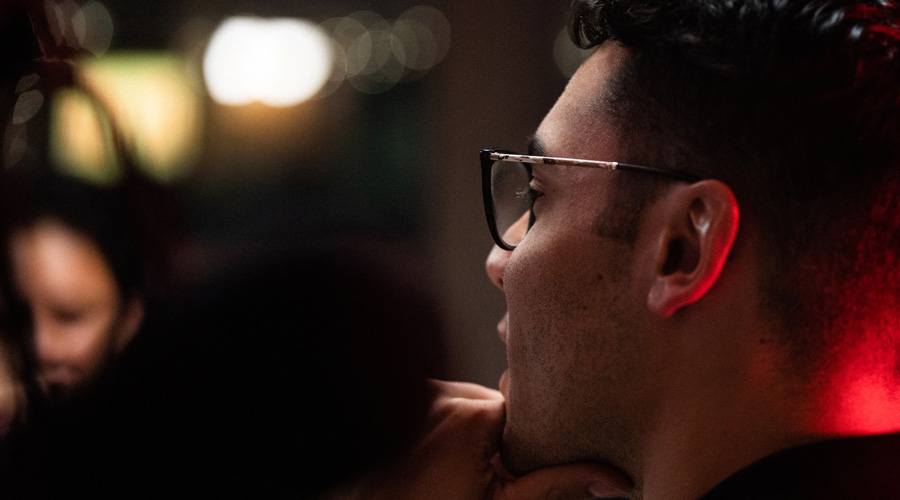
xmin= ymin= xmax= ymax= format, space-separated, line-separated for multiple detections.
xmin=486 ymin=243 xmax=511 ymax=290
xmin=485 ymin=211 xmax=530 ymax=290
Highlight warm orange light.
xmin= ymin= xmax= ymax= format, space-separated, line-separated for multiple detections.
xmin=49 ymin=88 xmax=118 ymax=184
xmin=79 ymin=53 xmax=203 ymax=182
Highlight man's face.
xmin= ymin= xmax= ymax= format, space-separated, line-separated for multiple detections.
xmin=493 ymin=44 xmax=657 ymax=475
xmin=10 ymin=218 xmax=129 ymax=403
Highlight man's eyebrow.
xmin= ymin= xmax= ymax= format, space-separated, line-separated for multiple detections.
xmin=527 ymin=136 xmax=547 ymax=157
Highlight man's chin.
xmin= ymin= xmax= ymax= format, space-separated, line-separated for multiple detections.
xmin=497 ymin=376 xmax=542 ymax=475
xmin=499 ymin=423 xmax=633 ymax=481
xmin=498 ymin=426 xmax=546 ymax=476
xmin=499 ymin=429 xmax=634 ymax=496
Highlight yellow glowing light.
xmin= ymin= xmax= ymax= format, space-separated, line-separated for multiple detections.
xmin=49 ymin=88 xmax=119 ymax=185
xmin=79 ymin=53 xmax=203 ymax=182
xmin=203 ymin=17 xmax=334 ymax=107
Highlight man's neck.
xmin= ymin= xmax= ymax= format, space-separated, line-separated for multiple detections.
xmin=633 ymin=344 xmax=900 ymax=500
xmin=631 ymin=312 xmax=811 ymax=500
xmin=637 ymin=396 xmax=811 ymax=500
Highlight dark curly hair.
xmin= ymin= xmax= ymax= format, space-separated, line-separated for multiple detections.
xmin=570 ymin=0 xmax=900 ymax=376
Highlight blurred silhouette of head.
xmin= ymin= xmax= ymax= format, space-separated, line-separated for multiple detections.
xmin=4 ymin=172 xmax=145 ymax=404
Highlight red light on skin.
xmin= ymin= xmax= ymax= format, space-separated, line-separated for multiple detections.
xmin=835 ymin=380 xmax=899 ymax=434
xmin=813 ymin=354 xmax=900 ymax=437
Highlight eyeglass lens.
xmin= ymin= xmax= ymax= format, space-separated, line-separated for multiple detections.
xmin=490 ymin=159 xmax=533 ymax=248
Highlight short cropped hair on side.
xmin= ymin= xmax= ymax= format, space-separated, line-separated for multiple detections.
xmin=570 ymin=0 xmax=900 ymax=377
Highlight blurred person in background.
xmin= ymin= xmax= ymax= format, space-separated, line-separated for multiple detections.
xmin=4 ymin=172 xmax=146 ymax=406
xmin=0 ymin=0 xmax=155 ymax=409
xmin=0 ymin=43 xmax=165 ymax=492
xmin=0 ymin=1 xmax=446 ymax=497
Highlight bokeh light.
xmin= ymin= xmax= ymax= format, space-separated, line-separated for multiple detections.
xmin=74 ymin=1 xmax=115 ymax=56
xmin=203 ymin=17 xmax=334 ymax=107
xmin=11 ymin=88 xmax=44 ymax=126
xmin=397 ymin=6 xmax=451 ymax=73
xmin=80 ymin=53 xmax=203 ymax=182
xmin=49 ymin=88 xmax=119 ymax=185
xmin=319 ymin=6 xmax=452 ymax=95
xmin=44 ymin=0 xmax=114 ymax=56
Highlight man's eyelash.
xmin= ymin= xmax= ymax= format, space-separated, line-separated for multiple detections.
xmin=516 ymin=186 xmax=543 ymax=204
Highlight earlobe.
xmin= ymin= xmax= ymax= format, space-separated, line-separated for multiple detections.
xmin=647 ymin=180 xmax=739 ymax=318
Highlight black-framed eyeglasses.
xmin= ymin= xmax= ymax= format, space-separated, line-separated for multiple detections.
xmin=480 ymin=148 xmax=703 ymax=251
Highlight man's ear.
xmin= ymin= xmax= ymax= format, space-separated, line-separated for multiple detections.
xmin=647 ymin=180 xmax=739 ymax=318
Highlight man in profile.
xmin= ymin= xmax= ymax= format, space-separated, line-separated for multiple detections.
xmin=349 ymin=1 xmax=900 ymax=499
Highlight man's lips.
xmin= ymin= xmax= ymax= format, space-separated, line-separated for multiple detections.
xmin=497 ymin=312 xmax=510 ymax=398
xmin=499 ymin=369 xmax=510 ymax=399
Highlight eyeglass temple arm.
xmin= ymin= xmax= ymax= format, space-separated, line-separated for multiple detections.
xmin=488 ymin=150 xmax=702 ymax=183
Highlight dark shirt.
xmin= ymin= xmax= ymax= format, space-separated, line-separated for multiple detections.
xmin=700 ymin=432 xmax=900 ymax=499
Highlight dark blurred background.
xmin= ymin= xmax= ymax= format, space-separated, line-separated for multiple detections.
xmin=26 ymin=0 xmax=589 ymax=387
